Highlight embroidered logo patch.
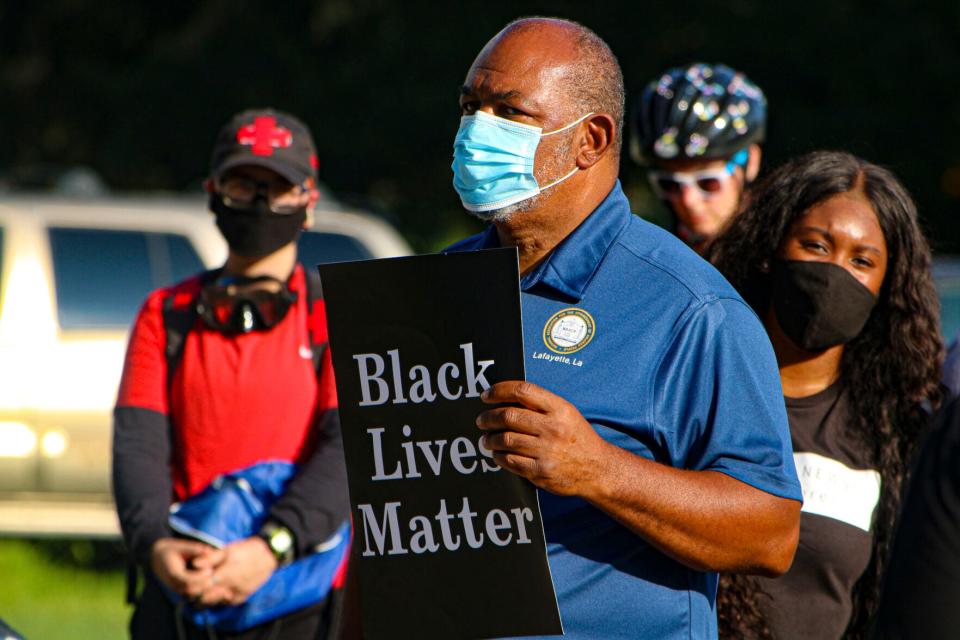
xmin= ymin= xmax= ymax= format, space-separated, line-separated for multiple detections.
xmin=543 ymin=308 xmax=595 ymax=354
xmin=236 ymin=116 xmax=293 ymax=156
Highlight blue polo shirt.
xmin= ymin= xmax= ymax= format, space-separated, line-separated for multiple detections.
xmin=446 ymin=181 xmax=801 ymax=639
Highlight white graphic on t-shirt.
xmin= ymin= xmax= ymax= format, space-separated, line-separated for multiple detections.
xmin=794 ymin=451 xmax=881 ymax=532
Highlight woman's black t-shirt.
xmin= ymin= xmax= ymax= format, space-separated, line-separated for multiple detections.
xmin=756 ymin=384 xmax=881 ymax=639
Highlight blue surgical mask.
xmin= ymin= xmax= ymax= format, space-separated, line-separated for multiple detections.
xmin=451 ymin=111 xmax=593 ymax=213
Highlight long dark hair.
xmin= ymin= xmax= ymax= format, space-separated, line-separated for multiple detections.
xmin=708 ymin=150 xmax=944 ymax=638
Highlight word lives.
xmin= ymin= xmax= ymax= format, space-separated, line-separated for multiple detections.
xmin=368 ymin=424 xmax=499 ymax=481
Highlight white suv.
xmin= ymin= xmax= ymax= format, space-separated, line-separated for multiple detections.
xmin=0 ymin=194 xmax=411 ymax=537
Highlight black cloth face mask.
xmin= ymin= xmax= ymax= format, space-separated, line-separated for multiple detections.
xmin=210 ymin=193 xmax=306 ymax=258
xmin=772 ymin=259 xmax=878 ymax=352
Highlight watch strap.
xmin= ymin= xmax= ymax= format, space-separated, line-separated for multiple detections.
xmin=257 ymin=520 xmax=295 ymax=567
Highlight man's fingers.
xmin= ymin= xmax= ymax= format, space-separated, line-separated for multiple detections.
xmin=224 ymin=590 xmax=250 ymax=606
xmin=194 ymin=582 xmax=232 ymax=607
xmin=182 ymin=574 xmax=212 ymax=599
xmin=178 ymin=564 xmax=221 ymax=597
xmin=481 ymin=381 xmax=557 ymax=411
xmin=493 ymin=451 xmax=538 ymax=478
xmin=163 ymin=556 xmax=194 ymax=584
xmin=174 ymin=539 xmax=214 ymax=557
xmin=482 ymin=430 xmax=539 ymax=457
xmin=191 ymin=546 xmax=227 ymax=569
xmin=476 ymin=405 xmax=546 ymax=435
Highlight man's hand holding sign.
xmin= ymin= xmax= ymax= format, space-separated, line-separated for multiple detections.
xmin=478 ymin=381 xmax=606 ymax=498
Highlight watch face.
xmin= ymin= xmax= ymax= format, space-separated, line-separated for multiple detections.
xmin=270 ymin=527 xmax=294 ymax=554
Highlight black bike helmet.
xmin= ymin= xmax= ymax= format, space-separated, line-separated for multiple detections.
xmin=631 ymin=63 xmax=766 ymax=164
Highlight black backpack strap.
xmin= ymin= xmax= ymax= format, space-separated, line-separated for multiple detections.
xmin=161 ymin=293 xmax=200 ymax=389
xmin=161 ymin=269 xmax=220 ymax=388
xmin=302 ymin=263 xmax=327 ymax=375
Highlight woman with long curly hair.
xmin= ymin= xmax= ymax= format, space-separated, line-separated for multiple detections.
xmin=707 ymin=150 xmax=944 ymax=639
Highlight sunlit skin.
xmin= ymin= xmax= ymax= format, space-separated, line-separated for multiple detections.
xmin=149 ymin=164 xmax=319 ymax=606
xmin=465 ymin=19 xmax=799 ymax=577
xmin=654 ymin=144 xmax=761 ymax=254
xmin=765 ymin=188 xmax=888 ymax=398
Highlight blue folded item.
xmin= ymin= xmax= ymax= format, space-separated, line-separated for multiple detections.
xmin=163 ymin=460 xmax=350 ymax=632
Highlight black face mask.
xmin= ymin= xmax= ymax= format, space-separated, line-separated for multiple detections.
xmin=210 ymin=194 xmax=306 ymax=258
xmin=772 ymin=260 xmax=878 ymax=352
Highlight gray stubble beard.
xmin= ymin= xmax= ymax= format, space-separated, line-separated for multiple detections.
xmin=464 ymin=140 xmax=572 ymax=224
xmin=466 ymin=192 xmax=544 ymax=223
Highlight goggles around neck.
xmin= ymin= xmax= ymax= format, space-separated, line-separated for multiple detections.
xmin=196 ymin=274 xmax=296 ymax=334
xmin=648 ymin=148 xmax=749 ymax=200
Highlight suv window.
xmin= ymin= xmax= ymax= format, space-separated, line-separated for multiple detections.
xmin=297 ymin=230 xmax=373 ymax=267
xmin=49 ymin=227 xmax=204 ymax=329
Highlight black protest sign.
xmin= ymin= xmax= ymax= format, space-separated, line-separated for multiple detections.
xmin=319 ymin=248 xmax=562 ymax=640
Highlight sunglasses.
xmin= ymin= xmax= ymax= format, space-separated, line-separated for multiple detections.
xmin=647 ymin=168 xmax=733 ymax=200
xmin=647 ymin=149 xmax=749 ymax=201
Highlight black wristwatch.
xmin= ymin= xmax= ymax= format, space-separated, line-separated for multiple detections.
xmin=257 ymin=521 xmax=295 ymax=567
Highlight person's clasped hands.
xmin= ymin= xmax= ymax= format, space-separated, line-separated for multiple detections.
xmin=150 ymin=535 xmax=278 ymax=607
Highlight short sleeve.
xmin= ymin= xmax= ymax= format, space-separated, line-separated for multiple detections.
xmin=654 ymin=297 xmax=802 ymax=501
xmin=116 ymin=293 xmax=168 ymax=414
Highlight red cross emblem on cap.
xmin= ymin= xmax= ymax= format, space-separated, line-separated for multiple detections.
xmin=236 ymin=116 xmax=293 ymax=157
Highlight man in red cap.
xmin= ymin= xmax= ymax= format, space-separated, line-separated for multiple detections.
xmin=113 ymin=108 xmax=350 ymax=639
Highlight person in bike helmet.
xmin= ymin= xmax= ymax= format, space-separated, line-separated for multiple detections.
xmin=632 ymin=62 xmax=766 ymax=254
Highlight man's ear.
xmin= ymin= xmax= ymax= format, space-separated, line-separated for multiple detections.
xmin=576 ymin=114 xmax=616 ymax=169
xmin=304 ymin=178 xmax=318 ymax=229
xmin=745 ymin=144 xmax=762 ymax=182
xmin=306 ymin=182 xmax=320 ymax=208
xmin=203 ymin=177 xmax=216 ymax=194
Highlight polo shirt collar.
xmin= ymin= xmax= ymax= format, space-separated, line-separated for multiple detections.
xmin=472 ymin=181 xmax=631 ymax=300
xmin=523 ymin=180 xmax=631 ymax=300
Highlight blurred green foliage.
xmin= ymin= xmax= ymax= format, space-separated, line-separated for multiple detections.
xmin=0 ymin=1 xmax=958 ymax=252
xmin=0 ymin=539 xmax=127 ymax=639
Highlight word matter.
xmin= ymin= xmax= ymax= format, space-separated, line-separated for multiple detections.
xmin=358 ymin=497 xmax=535 ymax=556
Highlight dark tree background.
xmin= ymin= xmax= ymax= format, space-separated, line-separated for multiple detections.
xmin=1 ymin=0 xmax=959 ymax=252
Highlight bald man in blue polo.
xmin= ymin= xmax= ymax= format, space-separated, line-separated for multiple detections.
xmin=446 ymin=18 xmax=801 ymax=639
